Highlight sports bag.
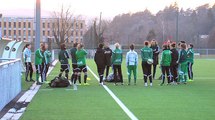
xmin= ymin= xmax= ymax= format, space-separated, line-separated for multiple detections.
xmin=49 ymin=77 xmax=70 ymax=88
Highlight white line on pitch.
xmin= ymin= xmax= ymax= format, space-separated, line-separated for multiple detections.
xmin=87 ymin=66 xmax=138 ymax=120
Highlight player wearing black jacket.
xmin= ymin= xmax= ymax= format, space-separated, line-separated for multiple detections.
xmin=150 ymin=40 xmax=160 ymax=79
xmin=94 ymin=43 xmax=106 ymax=85
xmin=104 ymin=43 xmax=112 ymax=80
xmin=170 ymin=42 xmax=179 ymax=84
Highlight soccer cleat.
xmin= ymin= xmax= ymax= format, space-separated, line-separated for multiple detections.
xmin=128 ymin=83 xmax=130 ymax=85
xmin=30 ymin=79 xmax=35 ymax=82
xmin=188 ymin=79 xmax=194 ymax=82
xmin=160 ymin=83 xmax=164 ymax=86
xmin=36 ymin=82 xmax=43 ymax=85
xmin=114 ymin=83 xmax=118 ymax=86
xmin=77 ymin=83 xmax=81 ymax=86
xmin=84 ymin=83 xmax=90 ymax=86
xmin=150 ymin=83 xmax=153 ymax=86
xmin=121 ymin=83 xmax=124 ymax=85
xmin=144 ymin=83 xmax=148 ymax=87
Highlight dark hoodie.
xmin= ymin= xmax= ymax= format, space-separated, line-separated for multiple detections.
xmin=94 ymin=47 xmax=106 ymax=68
xmin=104 ymin=47 xmax=112 ymax=66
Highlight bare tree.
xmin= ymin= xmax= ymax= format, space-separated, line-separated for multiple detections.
xmin=52 ymin=5 xmax=78 ymax=48
xmin=83 ymin=18 xmax=110 ymax=48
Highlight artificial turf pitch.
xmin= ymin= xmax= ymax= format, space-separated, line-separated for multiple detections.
xmin=20 ymin=59 xmax=215 ymax=120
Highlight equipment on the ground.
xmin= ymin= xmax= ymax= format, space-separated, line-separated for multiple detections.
xmin=105 ymin=73 xmax=122 ymax=82
xmin=49 ymin=76 xmax=70 ymax=88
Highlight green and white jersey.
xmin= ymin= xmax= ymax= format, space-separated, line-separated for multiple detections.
xmin=35 ymin=49 xmax=44 ymax=65
xmin=187 ymin=48 xmax=194 ymax=63
xmin=141 ymin=46 xmax=153 ymax=62
xmin=70 ymin=47 xmax=77 ymax=64
xmin=44 ymin=50 xmax=52 ymax=64
xmin=76 ymin=49 xmax=87 ymax=66
xmin=58 ymin=50 xmax=69 ymax=64
xmin=160 ymin=49 xmax=172 ymax=66
xmin=111 ymin=48 xmax=123 ymax=65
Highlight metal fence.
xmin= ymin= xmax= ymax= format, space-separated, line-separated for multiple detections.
xmin=0 ymin=59 xmax=22 ymax=111
xmin=50 ymin=48 xmax=215 ymax=60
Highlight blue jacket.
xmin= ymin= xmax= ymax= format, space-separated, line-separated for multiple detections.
xmin=23 ymin=48 xmax=31 ymax=62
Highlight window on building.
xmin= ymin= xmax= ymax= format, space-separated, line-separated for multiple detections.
xmin=71 ymin=31 xmax=74 ymax=36
xmin=28 ymin=22 xmax=31 ymax=28
xmin=80 ymin=23 xmax=83 ymax=29
xmin=43 ymin=23 xmax=45 ymax=28
xmin=33 ymin=30 xmax=35 ymax=36
xmin=4 ymin=22 xmax=6 ymax=27
xmin=18 ymin=22 xmax=21 ymax=28
xmin=76 ymin=31 xmax=78 ymax=36
xmin=9 ymin=30 xmax=11 ymax=36
xmin=0 ymin=22 xmax=1 ymax=27
xmin=47 ymin=23 xmax=50 ymax=28
xmin=9 ymin=22 xmax=11 ymax=28
xmin=80 ymin=31 xmax=83 ymax=36
xmin=23 ymin=22 xmax=26 ymax=28
xmin=18 ymin=30 xmax=21 ymax=36
xmin=23 ymin=30 xmax=26 ymax=36
xmin=28 ymin=30 xmax=31 ymax=36
xmin=43 ymin=31 xmax=45 ymax=36
xmin=48 ymin=31 xmax=50 ymax=36
xmin=14 ymin=22 xmax=16 ymax=28
xmin=4 ymin=30 xmax=6 ymax=35
xmin=14 ymin=30 xmax=16 ymax=35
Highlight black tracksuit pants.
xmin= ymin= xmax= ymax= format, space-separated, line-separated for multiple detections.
xmin=142 ymin=61 xmax=152 ymax=83
xmin=25 ymin=62 xmax=33 ymax=81
xmin=170 ymin=64 xmax=178 ymax=82
xmin=161 ymin=66 xmax=171 ymax=84
xmin=97 ymin=66 xmax=105 ymax=83
xmin=113 ymin=65 xmax=123 ymax=83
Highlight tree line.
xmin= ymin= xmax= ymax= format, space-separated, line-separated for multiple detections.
xmin=84 ymin=3 xmax=215 ymax=48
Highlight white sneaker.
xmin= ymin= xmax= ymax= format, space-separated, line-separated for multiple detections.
xmin=144 ymin=83 xmax=148 ymax=87
xmin=150 ymin=83 xmax=153 ymax=86
xmin=73 ymin=84 xmax=77 ymax=90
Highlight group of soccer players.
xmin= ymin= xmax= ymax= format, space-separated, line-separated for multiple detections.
xmin=23 ymin=43 xmax=52 ymax=85
xmin=94 ymin=40 xmax=194 ymax=86
xmin=24 ymin=39 xmax=194 ymax=87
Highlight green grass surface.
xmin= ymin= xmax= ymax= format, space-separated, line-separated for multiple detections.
xmin=21 ymin=73 xmax=36 ymax=91
xmin=21 ymin=59 xmax=215 ymax=120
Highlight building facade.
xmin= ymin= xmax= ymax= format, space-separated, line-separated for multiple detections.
xmin=0 ymin=17 xmax=86 ymax=43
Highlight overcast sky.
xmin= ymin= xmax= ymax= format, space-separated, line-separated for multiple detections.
xmin=0 ymin=0 xmax=214 ymax=19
